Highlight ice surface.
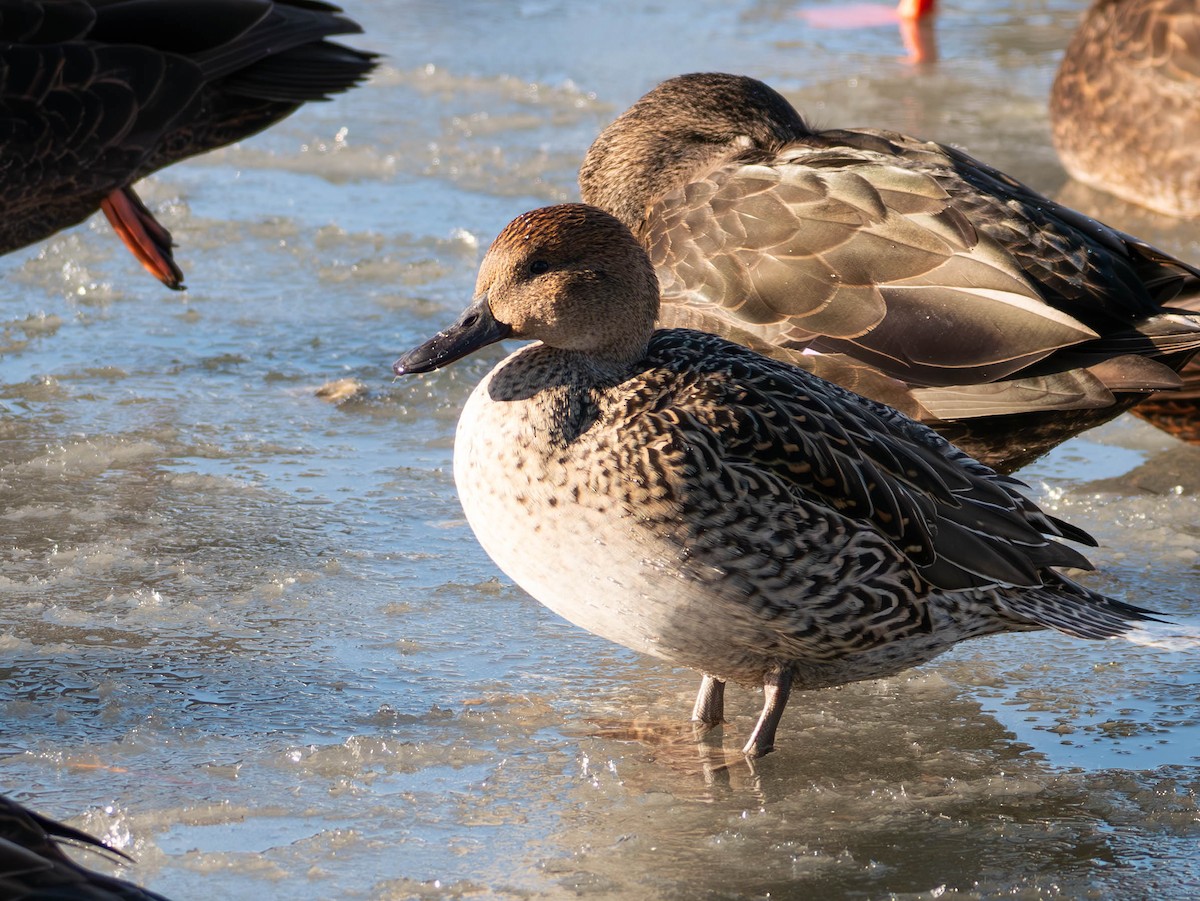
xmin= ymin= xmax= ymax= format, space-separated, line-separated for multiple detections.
xmin=2 ymin=0 xmax=1198 ymax=897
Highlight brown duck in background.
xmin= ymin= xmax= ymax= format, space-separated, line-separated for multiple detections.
xmin=1052 ymin=0 xmax=1200 ymax=444
xmin=1051 ymin=0 xmax=1200 ymax=219
xmin=0 ymin=793 xmax=170 ymax=900
xmin=579 ymin=73 xmax=1200 ymax=473
xmin=0 ymin=0 xmax=378 ymax=290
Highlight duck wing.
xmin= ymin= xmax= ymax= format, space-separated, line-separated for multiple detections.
xmin=646 ymin=128 xmax=1200 ymax=393
xmin=639 ymin=329 xmax=1100 ymax=594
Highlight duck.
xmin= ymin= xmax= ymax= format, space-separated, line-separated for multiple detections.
xmin=0 ymin=793 xmax=170 ymax=899
xmin=0 ymin=0 xmax=378 ymax=290
xmin=394 ymin=203 xmax=1160 ymax=759
xmin=1129 ymin=292 xmax=1200 ymax=443
xmin=1051 ymin=1 xmax=1200 ymax=442
xmin=1051 ymin=0 xmax=1200 ymax=219
xmin=577 ymin=72 xmax=1200 ymax=474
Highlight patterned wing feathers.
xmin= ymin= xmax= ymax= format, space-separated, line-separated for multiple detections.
xmin=643 ymin=332 xmax=1095 ymax=593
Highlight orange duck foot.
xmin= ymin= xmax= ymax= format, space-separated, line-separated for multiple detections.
xmin=796 ymin=0 xmax=936 ymax=63
xmin=796 ymin=0 xmax=934 ymax=27
xmin=100 ymin=186 xmax=186 ymax=291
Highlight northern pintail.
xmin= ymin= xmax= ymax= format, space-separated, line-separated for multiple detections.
xmin=1052 ymin=0 xmax=1200 ymax=219
xmin=395 ymin=203 xmax=1160 ymax=759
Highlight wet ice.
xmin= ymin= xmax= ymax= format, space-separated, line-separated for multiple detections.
xmin=2 ymin=0 xmax=1199 ymax=897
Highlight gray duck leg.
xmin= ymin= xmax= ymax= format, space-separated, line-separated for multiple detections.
xmin=691 ymin=674 xmax=726 ymax=725
xmin=742 ymin=668 xmax=792 ymax=758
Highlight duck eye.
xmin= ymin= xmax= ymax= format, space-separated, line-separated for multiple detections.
xmin=529 ymin=260 xmax=550 ymax=275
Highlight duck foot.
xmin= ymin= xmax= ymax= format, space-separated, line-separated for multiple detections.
xmin=742 ymin=668 xmax=792 ymax=759
xmin=101 ymin=186 xmax=186 ymax=290
xmin=691 ymin=674 xmax=726 ymax=726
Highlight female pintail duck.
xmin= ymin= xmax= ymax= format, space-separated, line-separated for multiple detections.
xmin=578 ymin=73 xmax=1200 ymax=473
xmin=0 ymin=793 xmax=170 ymax=899
xmin=395 ymin=203 xmax=1159 ymax=759
xmin=1052 ymin=2 xmax=1200 ymax=441
xmin=1052 ymin=0 xmax=1200 ymax=219
xmin=0 ymin=0 xmax=377 ymax=289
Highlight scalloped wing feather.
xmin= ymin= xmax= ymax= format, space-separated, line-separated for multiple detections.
xmin=646 ymin=150 xmax=1109 ymax=387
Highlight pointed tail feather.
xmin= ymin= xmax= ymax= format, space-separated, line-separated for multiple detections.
xmin=999 ymin=572 xmax=1166 ymax=641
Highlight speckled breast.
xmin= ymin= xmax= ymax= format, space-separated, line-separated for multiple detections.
xmin=451 ymin=347 xmax=774 ymax=682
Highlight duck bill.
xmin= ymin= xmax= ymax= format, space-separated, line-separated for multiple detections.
xmin=393 ymin=296 xmax=512 ymax=375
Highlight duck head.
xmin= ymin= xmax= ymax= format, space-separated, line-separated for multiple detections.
xmin=579 ymin=72 xmax=809 ymax=231
xmin=395 ymin=204 xmax=660 ymax=375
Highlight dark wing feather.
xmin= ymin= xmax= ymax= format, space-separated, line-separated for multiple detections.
xmin=218 ymin=41 xmax=379 ymax=102
xmin=0 ymin=0 xmax=95 ymax=41
xmin=924 ymin=132 xmax=1200 ymax=313
xmin=0 ymin=794 xmax=172 ymax=900
xmin=644 ymin=329 xmax=1096 ymax=592
xmin=0 ymin=41 xmax=202 ymax=250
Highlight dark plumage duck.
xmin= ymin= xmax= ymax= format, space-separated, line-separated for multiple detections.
xmin=396 ymin=203 xmax=1160 ymax=759
xmin=578 ymin=72 xmax=1200 ymax=473
xmin=0 ymin=793 xmax=170 ymax=900
xmin=0 ymin=0 xmax=378 ymax=289
xmin=1051 ymin=0 xmax=1200 ymax=219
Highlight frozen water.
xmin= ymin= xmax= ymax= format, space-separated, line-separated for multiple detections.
xmin=1 ymin=0 xmax=1198 ymax=897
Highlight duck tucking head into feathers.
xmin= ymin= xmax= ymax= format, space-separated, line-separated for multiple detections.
xmin=396 ymin=203 xmax=1164 ymax=760
xmin=578 ymin=73 xmax=1200 ymax=472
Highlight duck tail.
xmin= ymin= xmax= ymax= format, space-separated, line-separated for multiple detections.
xmin=999 ymin=571 xmax=1169 ymax=641
xmin=191 ymin=1 xmax=380 ymax=100
xmin=0 ymin=795 xmax=176 ymax=899
xmin=216 ymin=40 xmax=379 ymax=103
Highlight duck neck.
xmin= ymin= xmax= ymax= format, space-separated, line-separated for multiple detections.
xmin=485 ymin=344 xmax=641 ymax=449
xmin=489 ymin=340 xmax=646 ymax=404
xmin=580 ymin=131 xmax=752 ymax=235
xmin=558 ymin=342 xmax=648 ymax=386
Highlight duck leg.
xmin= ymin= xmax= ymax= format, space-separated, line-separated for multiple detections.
xmin=691 ymin=674 xmax=725 ymax=726
xmin=100 ymin=186 xmax=186 ymax=290
xmin=742 ymin=667 xmax=792 ymax=759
